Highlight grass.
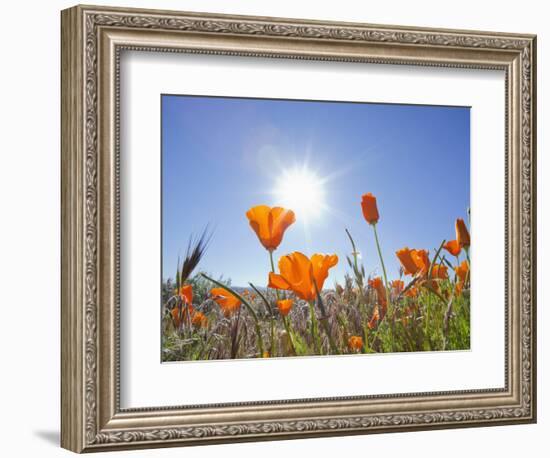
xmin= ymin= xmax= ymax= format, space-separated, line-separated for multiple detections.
xmin=161 ymin=263 xmax=470 ymax=361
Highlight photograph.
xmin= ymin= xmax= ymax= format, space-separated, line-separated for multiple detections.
xmin=161 ymin=95 xmax=471 ymax=361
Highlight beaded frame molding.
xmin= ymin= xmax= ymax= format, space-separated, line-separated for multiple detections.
xmin=61 ymin=4 xmax=536 ymax=453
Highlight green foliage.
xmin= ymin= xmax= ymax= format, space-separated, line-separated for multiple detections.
xmin=161 ymin=272 xmax=470 ymax=361
xmin=161 ymin=227 xmax=470 ymax=361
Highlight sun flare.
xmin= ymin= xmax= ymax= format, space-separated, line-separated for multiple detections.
xmin=273 ymin=167 xmax=326 ymax=220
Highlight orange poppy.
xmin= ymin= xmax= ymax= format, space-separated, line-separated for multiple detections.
xmin=443 ymin=239 xmax=461 ymax=257
xmin=191 ymin=311 xmax=208 ymax=328
xmin=396 ymin=248 xmax=418 ymax=275
xmin=368 ymin=307 xmax=380 ymax=329
xmin=391 ymin=279 xmax=405 ymax=295
xmin=455 ymin=260 xmax=469 ymax=282
xmin=179 ymin=284 xmax=193 ymax=304
xmin=396 ymin=247 xmax=430 ymax=276
xmin=361 ymin=193 xmax=379 ymax=225
xmin=430 ymin=264 xmax=448 ymax=280
xmin=454 ymin=260 xmax=469 ymax=295
xmin=456 ymin=218 xmax=470 ymax=248
xmin=211 ymin=287 xmax=242 ymax=316
xmin=369 ymin=277 xmax=387 ymax=306
xmin=405 ymin=286 xmax=419 ymax=298
xmin=423 ymin=279 xmax=440 ymax=293
xmin=411 ymin=249 xmax=430 ymax=275
xmin=268 ymin=252 xmax=338 ymax=302
xmin=348 ymin=335 xmax=363 ymax=351
xmin=246 ymin=205 xmax=296 ymax=251
xmin=277 ymin=299 xmax=293 ymax=317
xmin=178 ymin=284 xmax=194 ymax=315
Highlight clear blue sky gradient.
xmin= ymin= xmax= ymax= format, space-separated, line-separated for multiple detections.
xmin=162 ymin=95 xmax=470 ymax=287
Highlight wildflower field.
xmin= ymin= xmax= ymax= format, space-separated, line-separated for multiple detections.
xmin=161 ymin=193 xmax=470 ymax=361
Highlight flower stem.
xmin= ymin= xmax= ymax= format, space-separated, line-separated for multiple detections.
xmin=372 ymin=223 xmax=392 ymax=317
xmin=428 ymin=240 xmax=446 ymax=280
xmin=308 ymin=301 xmax=321 ymax=354
xmin=345 ymin=228 xmax=364 ymax=290
xmin=269 ymin=250 xmax=281 ymax=301
xmin=282 ymin=315 xmax=297 ymax=355
xmin=249 ymin=282 xmax=276 ymax=355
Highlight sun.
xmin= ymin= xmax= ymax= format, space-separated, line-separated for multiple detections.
xmin=273 ymin=166 xmax=326 ymax=220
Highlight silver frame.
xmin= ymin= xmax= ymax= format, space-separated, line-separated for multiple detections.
xmin=61 ymin=4 xmax=537 ymax=453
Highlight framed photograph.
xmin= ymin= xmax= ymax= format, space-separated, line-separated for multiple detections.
xmin=61 ymin=4 xmax=537 ymax=453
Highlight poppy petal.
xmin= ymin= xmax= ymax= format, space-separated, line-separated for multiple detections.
xmin=268 ymin=272 xmax=292 ymax=290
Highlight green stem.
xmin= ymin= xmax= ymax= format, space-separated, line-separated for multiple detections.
xmin=282 ymin=315 xmax=297 ymax=355
xmin=201 ymin=273 xmax=264 ymax=356
xmin=269 ymin=249 xmax=276 ymax=272
xmin=428 ymin=240 xmax=446 ymax=279
xmin=308 ymin=301 xmax=321 ymax=354
xmin=249 ymin=282 xmax=276 ymax=355
xmin=362 ymin=323 xmax=371 ymax=353
xmin=249 ymin=282 xmax=273 ymax=317
xmin=269 ymin=250 xmax=281 ymax=301
xmin=345 ymin=228 xmax=364 ymax=289
xmin=372 ymin=223 xmax=392 ymax=317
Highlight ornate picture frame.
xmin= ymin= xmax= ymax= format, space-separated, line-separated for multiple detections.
xmin=61 ymin=4 xmax=536 ymax=453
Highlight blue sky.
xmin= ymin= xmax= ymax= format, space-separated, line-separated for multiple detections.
xmin=162 ymin=95 xmax=470 ymax=287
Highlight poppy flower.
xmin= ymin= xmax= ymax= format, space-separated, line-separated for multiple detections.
xmin=456 ymin=218 xmax=470 ymax=248
xmin=405 ymin=286 xmax=419 ymax=298
xmin=211 ymin=287 xmax=242 ymax=316
xmin=454 ymin=260 xmax=469 ymax=295
xmin=443 ymin=239 xmax=461 ymax=257
xmin=391 ymin=280 xmax=405 ymax=294
xmin=191 ymin=311 xmax=208 ymax=328
xmin=368 ymin=307 xmax=380 ymax=329
xmin=178 ymin=284 xmax=193 ymax=308
xmin=396 ymin=247 xmax=430 ymax=276
xmin=177 ymin=284 xmax=195 ymax=315
xmin=455 ymin=260 xmax=469 ymax=282
xmin=430 ymin=264 xmax=448 ymax=280
xmin=424 ymin=279 xmax=440 ymax=293
xmin=246 ymin=205 xmax=296 ymax=251
xmin=391 ymin=279 xmax=405 ymax=295
xmin=411 ymin=249 xmax=430 ymax=275
xmin=348 ymin=335 xmax=363 ymax=351
xmin=277 ymin=299 xmax=293 ymax=317
xmin=369 ymin=277 xmax=387 ymax=306
xmin=268 ymin=251 xmax=338 ymax=302
xmin=396 ymin=248 xmax=419 ymax=275
xmin=361 ymin=193 xmax=379 ymax=225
